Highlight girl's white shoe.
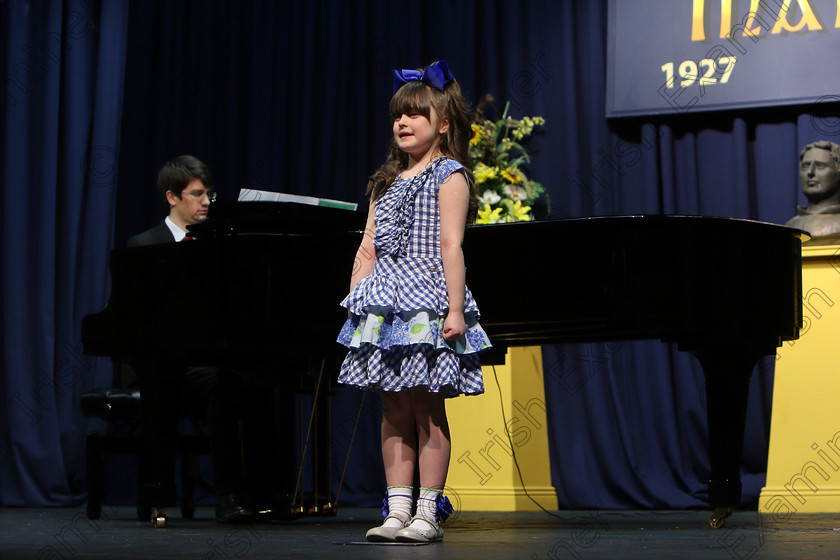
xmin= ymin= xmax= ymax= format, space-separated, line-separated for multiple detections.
xmin=365 ymin=513 xmax=410 ymax=542
xmin=394 ymin=515 xmax=444 ymax=543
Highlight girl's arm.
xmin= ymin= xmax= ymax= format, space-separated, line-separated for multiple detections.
xmin=349 ymin=200 xmax=377 ymax=292
xmin=439 ymin=171 xmax=470 ymax=342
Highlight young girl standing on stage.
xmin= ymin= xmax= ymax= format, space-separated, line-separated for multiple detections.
xmin=337 ymin=60 xmax=491 ymax=543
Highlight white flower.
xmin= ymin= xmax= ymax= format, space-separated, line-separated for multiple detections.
xmin=503 ymin=185 xmax=528 ymax=201
xmin=478 ymin=190 xmax=501 ymax=205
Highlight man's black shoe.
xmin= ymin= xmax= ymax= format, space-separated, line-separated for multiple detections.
xmin=215 ymin=493 xmax=254 ymax=524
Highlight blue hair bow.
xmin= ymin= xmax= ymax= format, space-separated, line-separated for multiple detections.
xmin=392 ymin=60 xmax=455 ymax=94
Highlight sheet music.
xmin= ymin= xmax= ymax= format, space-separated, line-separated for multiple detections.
xmin=238 ymin=188 xmax=357 ymax=211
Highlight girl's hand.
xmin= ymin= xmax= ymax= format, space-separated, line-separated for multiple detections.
xmin=443 ymin=310 xmax=466 ymax=343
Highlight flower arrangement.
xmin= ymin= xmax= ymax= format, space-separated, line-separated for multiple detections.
xmin=469 ymin=95 xmax=546 ymax=224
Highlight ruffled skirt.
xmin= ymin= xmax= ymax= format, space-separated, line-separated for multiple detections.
xmin=336 ymin=256 xmax=491 ymax=397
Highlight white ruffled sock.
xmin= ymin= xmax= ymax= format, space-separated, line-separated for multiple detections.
xmin=413 ymin=487 xmax=442 ymax=529
xmin=382 ymin=486 xmax=413 ymax=528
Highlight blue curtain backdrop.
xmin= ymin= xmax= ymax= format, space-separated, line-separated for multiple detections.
xmin=0 ymin=0 xmax=129 ymax=505
xmin=1 ymin=0 xmax=834 ymax=509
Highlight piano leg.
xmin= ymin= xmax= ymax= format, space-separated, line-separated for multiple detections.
xmin=314 ymin=372 xmax=335 ymax=516
xmin=291 ymin=360 xmax=337 ymax=517
xmin=691 ymin=344 xmax=771 ymax=529
xmin=136 ymin=358 xmax=181 ymax=528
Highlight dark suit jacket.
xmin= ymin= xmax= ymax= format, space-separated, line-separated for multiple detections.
xmin=126 ymin=220 xmax=176 ymax=247
xmin=121 ymin=219 xmax=176 ymax=386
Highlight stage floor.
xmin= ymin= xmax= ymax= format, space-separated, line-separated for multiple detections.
xmin=0 ymin=506 xmax=837 ymax=559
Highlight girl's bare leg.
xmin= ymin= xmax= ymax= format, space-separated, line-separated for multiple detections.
xmin=410 ymin=386 xmax=450 ymax=490
xmin=381 ymin=390 xmax=417 ymax=486
xmin=393 ymin=386 xmax=451 ymax=541
xmin=366 ymin=390 xmax=417 ymax=539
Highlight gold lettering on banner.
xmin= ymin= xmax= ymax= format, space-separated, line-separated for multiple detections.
xmin=744 ymin=0 xmax=777 ymax=36
xmin=693 ymin=0 xmax=830 ymax=40
xmin=720 ymin=0 xmax=734 ymax=38
xmin=771 ymin=0 xmax=822 ymax=33
xmin=691 ymin=0 xmax=707 ymax=41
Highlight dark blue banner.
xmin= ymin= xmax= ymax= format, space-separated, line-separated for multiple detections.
xmin=607 ymin=0 xmax=840 ymax=117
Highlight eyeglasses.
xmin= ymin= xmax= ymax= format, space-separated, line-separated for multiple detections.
xmin=181 ymin=190 xmax=217 ymax=202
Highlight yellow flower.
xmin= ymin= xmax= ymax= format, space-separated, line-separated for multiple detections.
xmin=510 ymin=200 xmax=532 ymax=222
xmin=469 ymin=123 xmax=484 ymax=147
xmin=474 ymin=163 xmax=498 ymax=184
xmin=476 ymin=204 xmax=503 ymax=224
xmin=500 ymin=168 xmax=523 ymax=184
xmin=469 ymin=99 xmax=546 ymax=223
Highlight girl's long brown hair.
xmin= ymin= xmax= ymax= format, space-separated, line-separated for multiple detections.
xmin=367 ymin=77 xmax=478 ymax=223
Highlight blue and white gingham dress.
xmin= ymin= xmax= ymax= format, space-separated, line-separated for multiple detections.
xmin=336 ymin=157 xmax=491 ymax=397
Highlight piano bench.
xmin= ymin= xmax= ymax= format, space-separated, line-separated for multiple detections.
xmin=81 ymin=387 xmax=210 ymax=522
xmin=81 ymin=386 xmax=142 ymax=423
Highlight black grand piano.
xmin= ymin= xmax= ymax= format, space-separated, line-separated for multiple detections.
xmin=82 ymin=202 xmax=804 ymax=528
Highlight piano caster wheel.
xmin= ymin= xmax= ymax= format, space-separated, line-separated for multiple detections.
xmin=151 ymin=508 xmax=168 ymax=528
xmin=709 ymin=506 xmax=732 ymax=528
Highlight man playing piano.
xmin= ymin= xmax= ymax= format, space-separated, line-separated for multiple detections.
xmin=127 ymin=154 xmax=214 ymax=246
xmin=126 ymin=155 xmax=274 ymax=524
